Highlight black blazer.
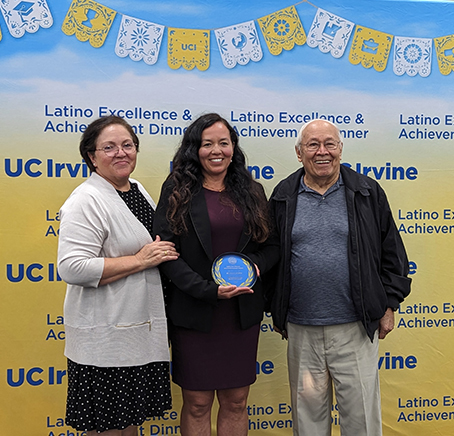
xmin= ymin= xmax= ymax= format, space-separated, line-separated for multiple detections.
xmin=153 ymin=179 xmax=279 ymax=333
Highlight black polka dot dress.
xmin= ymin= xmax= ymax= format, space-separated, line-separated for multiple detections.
xmin=65 ymin=182 xmax=171 ymax=433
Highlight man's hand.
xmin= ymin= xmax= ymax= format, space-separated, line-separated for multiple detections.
xmin=273 ymin=325 xmax=288 ymax=339
xmin=378 ymin=308 xmax=395 ymax=339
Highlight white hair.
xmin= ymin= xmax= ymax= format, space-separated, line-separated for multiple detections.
xmin=295 ymin=119 xmax=342 ymax=149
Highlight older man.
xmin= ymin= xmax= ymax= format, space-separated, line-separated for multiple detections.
xmin=269 ymin=119 xmax=411 ymax=435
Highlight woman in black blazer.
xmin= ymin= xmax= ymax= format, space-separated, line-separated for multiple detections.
xmin=153 ymin=113 xmax=279 ymax=436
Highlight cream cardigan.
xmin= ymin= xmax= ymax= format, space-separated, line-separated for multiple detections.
xmin=58 ymin=172 xmax=170 ymax=367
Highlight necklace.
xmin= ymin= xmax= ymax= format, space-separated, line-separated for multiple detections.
xmin=203 ymin=182 xmax=225 ymax=192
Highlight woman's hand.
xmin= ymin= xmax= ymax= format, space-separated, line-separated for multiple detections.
xmin=217 ymin=285 xmax=254 ymax=299
xmin=216 ymin=262 xmax=259 ymax=299
xmin=99 ymin=235 xmax=179 ymax=286
xmin=135 ymin=235 xmax=179 ymax=268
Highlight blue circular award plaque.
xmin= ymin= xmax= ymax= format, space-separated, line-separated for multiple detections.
xmin=211 ymin=252 xmax=257 ymax=287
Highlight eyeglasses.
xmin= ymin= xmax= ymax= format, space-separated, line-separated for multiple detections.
xmin=96 ymin=143 xmax=137 ymax=157
xmin=303 ymin=141 xmax=341 ymax=152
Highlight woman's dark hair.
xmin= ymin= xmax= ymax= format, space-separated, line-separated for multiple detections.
xmin=167 ymin=112 xmax=270 ymax=243
xmin=80 ymin=115 xmax=140 ymax=172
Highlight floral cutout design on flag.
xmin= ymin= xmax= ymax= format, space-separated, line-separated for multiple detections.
xmin=433 ymin=34 xmax=454 ymax=76
xmin=349 ymin=25 xmax=393 ymax=72
xmin=115 ymin=15 xmax=164 ymax=65
xmin=167 ymin=28 xmax=209 ymax=71
xmin=257 ymin=6 xmax=306 ymax=56
xmin=306 ymin=8 xmax=354 ymax=58
xmin=393 ymin=37 xmax=432 ymax=77
xmin=0 ymin=0 xmax=53 ymax=38
xmin=215 ymin=20 xmax=262 ymax=68
xmin=62 ymin=0 xmax=116 ymax=48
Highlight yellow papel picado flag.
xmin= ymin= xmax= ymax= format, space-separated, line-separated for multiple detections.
xmin=167 ymin=28 xmax=210 ymax=71
xmin=62 ymin=0 xmax=116 ymax=48
xmin=349 ymin=25 xmax=393 ymax=72
xmin=433 ymin=34 xmax=454 ymax=76
xmin=257 ymin=6 xmax=306 ymax=56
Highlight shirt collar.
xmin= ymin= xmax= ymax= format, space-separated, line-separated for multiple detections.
xmin=299 ymin=170 xmax=344 ymax=195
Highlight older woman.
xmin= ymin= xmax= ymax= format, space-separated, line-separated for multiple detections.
xmin=153 ymin=113 xmax=279 ymax=435
xmin=58 ymin=115 xmax=179 ymax=436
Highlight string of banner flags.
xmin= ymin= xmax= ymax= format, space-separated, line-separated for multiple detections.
xmin=1 ymin=0 xmax=454 ymax=76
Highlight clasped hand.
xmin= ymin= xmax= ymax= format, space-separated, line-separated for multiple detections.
xmin=135 ymin=235 xmax=179 ymax=268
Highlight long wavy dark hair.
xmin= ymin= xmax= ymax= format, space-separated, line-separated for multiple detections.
xmin=166 ymin=113 xmax=270 ymax=243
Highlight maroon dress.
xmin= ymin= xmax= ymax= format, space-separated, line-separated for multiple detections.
xmin=170 ymin=188 xmax=260 ymax=390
